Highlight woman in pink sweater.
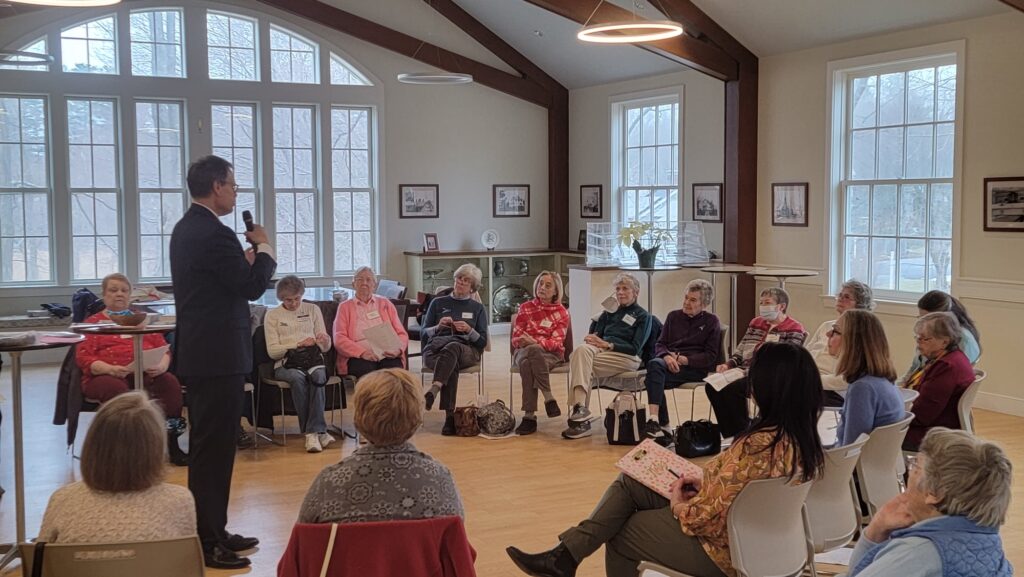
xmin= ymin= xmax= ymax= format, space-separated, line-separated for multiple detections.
xmin=333 ymin=266 xmax=409 ymax=380
xmin=511 ymin=271 xmax=569 ymax=435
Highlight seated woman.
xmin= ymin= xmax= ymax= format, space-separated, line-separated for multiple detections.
xmin=704 ymin=287 xmax=806 ymax=438
xmin=298 ymin=368 xmax=464 ymax=523
xmin=421 ymin=263 xmax=489 ymax=436
xmin=333 ymin=266 xmax=409 ymax=380
xmin=900 ymin=290 xmax=981 ymax=385
xmin=644 ymin=279 xmax=721 ymax=439
xmin=512 ymin=271 xmax=570 ymax=436
xmin=829 ymin=309 xmax=904 ymax=447
xmin=806 ymin=279 xmax=875 ymax=405
xmin=564 ymin=272 xmax=651 ymax=440
xmin=903 ymin=312 xmax=976 ymax=451
xmin=849 ymin=428 xmax=1012 ymax=577
xmin=265 ymin=275 xmax=333 ymax=454
xmin=76 ymin=273 xmax=186 ymax=465
xmin=38 ymin=391 xmax=196 ymax=543
xmin=507 ymin=343 xmax=825 ymax=577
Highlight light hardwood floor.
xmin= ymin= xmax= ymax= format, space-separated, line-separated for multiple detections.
xmin=2 ymin=334 xmax=1022 ymax=577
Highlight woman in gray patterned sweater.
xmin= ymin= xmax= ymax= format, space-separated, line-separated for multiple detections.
xmin=298 ymin=368 xmax=464 ymax=523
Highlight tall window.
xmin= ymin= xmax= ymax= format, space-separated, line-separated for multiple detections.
xmin=273 ymin=105 xmax=317 ymax=274
xmin=329 ymin=53 xmax=370 ymax=86
xmin=0 ymin=96 xmax=51 ymax=283
xmin=67 ymin=97 xmax=120 ymax=281
xmin=211 ymin=103 xmax=258 ymax=243
xmin=838 ymin=56 xmax=956 ymax=297
xmin=61 ymin=15 xmax=118 ymax=74
xmin=207 ymin=11 xmax=257 ymax=81
xmin=136 ymin=101 xmax=185 ymax=279
xmin=130 ymin=10 xmax=185 ymax=78
xmin=270 ymin=26 xmax=317 ymax=84
xmin=331 ymin=106 xmax=373 ymax=273
xmin=618 ymin=98 xmax=680 ymax=229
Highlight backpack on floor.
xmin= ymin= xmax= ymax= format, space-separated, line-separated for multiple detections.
xmin=604 ymin=391 xmax=645 ymax=446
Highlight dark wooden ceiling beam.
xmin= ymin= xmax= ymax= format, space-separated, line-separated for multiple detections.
xmin=997 ymin=0 xmax=1024 ymax=12
xmin=521 ymin=0 xmax=737 ymax=80
xmin=255 ymin=0 xmax=551 ymax=107
xmin=649 ymin=0 xmax=757 ymax=66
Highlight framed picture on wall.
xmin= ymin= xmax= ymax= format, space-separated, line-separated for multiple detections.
xmin=692 ymin=183 xmax=723 ymax=223
xmin=493 ymin=184 xmax=530 ymax=217
xmin=984 ymin=177 xmax=1024 ymax=232
xmin=423 ymin=233 xmax=440 ymax=253
xmin=772 ymin=182 xmax=809 ymax=227
xmin=399 ymin=184 xmax=439 ymax=218
xmin=580 ymin=185 xmax=603 ymax=218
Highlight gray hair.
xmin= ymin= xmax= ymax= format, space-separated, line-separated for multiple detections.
xmin=841 ymin=279 xmax=876 ymax=311
xmin=919 ymin=428 xmax=1012 ymax=527
xmin=686 ymin=279 xmax=714 ymax=307
xmin=275 ymin=275 xmax=305 ymax=297
xmin=612 ymin=272 xmax=641 ymax=293
xmin=915 ymin=311 xmax=962 ymax=351
xmin=759 ymin=287 xmax=790 ymax=310
xmin=454 ymin=263 xmax=483 ymax=292
xmin=353 ymin=266 xmax=378 ymax=285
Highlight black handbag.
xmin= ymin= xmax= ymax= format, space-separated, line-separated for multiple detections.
xmin=283 ymin=345 xmax=326 ymax=373
xmin=674 ymin=419 xmax=722 ymax=458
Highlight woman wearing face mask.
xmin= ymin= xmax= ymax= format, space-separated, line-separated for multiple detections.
xmin=805 ymin=280 xmax=875 ymax=405
xmin=704 ymin=287 xmax=806 ymax=438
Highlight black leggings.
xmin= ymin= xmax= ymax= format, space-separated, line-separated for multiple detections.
xmin=704 ymin=377 xmax=750 ymax=438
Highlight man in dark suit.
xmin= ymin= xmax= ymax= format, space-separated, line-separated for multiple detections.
xmin=170 ymin=155 xmax=276 ymax=569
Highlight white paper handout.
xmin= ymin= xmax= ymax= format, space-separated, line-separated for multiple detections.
xmin=141 ymin=345 xmax=169 ymax=370
xmin=703 ymin=368 xmax=745 ymax=391
xmin=363 ymin=322 xmax=403 ymax=358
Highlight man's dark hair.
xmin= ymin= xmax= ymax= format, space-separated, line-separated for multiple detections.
xmin=187 ymin=155 xmax=233 ymax=199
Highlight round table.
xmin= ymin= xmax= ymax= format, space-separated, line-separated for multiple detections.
xmin=746 ymin=268 xmax=818 ymax=290
xmin=0 ymin=332 xmax=84 ymax=568
xmin=72 ymin=323 xmax=176 ymax=388
xmin=619 ymin=265 xmax=682 ymax=315
xmin=701 ymin=264 xmax=759 ymax=353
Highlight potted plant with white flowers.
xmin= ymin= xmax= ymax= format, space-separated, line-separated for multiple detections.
xmin=618 ymin=221 xmax=674 ymax=268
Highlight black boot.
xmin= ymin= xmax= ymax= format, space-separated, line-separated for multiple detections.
xmin=167 ymin=419 xmax=189 ymax=466
xmin=506 ymin=543 xmax=577 ymax=577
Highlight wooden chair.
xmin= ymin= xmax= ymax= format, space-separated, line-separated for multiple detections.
xmin=20 ymin=536 xmax=204 ymax=577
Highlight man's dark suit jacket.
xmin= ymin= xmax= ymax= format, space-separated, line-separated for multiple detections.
xmin=170 ymin=203 xmax=276 ymax=377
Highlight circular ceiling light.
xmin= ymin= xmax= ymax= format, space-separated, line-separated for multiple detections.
xmin=0 ymin=49 xmax=54 ymax=66
xmin=577 ymin=20 xmax=684 ymax=44
xmin=7 ymin=0 xmax=121 ymax=6
xmin=397 ymin=72 xmax=473 ymax=85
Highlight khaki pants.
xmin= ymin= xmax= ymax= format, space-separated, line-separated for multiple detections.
xmin=568 ymin=344 xmax=640 ymax=408
xmin=513 ymin=344 xmax=563 ymax=412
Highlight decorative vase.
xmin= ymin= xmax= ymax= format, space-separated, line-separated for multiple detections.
xmin=634 ymin=245 xmax=659 ymax=268
xmin=493 ymin=261 xmax=505 ymax=277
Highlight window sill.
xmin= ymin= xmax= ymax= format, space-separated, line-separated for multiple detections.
xmin=817 ymin=294 xmax=918 ymax=318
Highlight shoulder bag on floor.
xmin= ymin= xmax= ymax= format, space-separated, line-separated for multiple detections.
xmin=605 ymin=391 xmax=645 ymax=445
xmin=453 ymin=405 xmax=480 ymax=437
xmin=674 ymin=419 xmax=721 ymax=458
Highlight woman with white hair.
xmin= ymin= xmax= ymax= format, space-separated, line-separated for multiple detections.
xmin=512 ymin=271 xmax=570 ymax=435
xmin=333 ymin=266 xmax=409 ymax=380
xmin=563 ymin=272 xmax=651 ymax=440
xmin=421 ymin=263 xmax=489 ymax=435
xmin=849 ymin=428 xmax=1012 ymax=577
xmin=805 ymin=279 xmax=875 ymax=404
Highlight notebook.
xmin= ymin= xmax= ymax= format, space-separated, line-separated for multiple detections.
xmin=615 ymin=439 xmax=703 ymax=499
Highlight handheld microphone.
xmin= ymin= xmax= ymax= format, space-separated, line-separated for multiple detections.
xmin=241 ymin=210 xmax=257 ymax=249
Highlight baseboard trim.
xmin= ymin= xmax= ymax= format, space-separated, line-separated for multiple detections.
xmin=975 ymin=391 xmax=1024 ymax=418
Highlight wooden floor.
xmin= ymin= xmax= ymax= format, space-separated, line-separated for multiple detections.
xmin=2 ymin=333 xmax=1022 ymax=577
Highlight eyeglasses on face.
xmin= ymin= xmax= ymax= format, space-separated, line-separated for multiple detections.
xmin=218 ymin=179 xmax=239 ymax=192
xmin=827 ymin=326 xmax=842 ymax=337
xmin=905 ymin=454 xmax=920 ymax=472
xmin=914 ymin=334 xmax=935 ymax=343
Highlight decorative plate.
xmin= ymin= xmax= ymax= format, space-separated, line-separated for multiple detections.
xmin=481 ymin=229 xmax=500 ymax=250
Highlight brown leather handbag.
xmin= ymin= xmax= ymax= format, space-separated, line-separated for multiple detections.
xmin=453 ymin=405 xmax=480 ymax=437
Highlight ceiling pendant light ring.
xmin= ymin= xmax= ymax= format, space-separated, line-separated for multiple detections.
xmin=8 ymin=0 xmax=121 ymax=6
xmin=397 ymin=72 xmax=473 ymax=85
xmin=0 ymin=49 xmax=54 ymax=66
xmin=577 ymin=20 xmax=684 ymax=44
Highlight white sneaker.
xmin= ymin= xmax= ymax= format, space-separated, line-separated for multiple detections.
xmin=568 ymin=403 xmax=592 ymax=423
xmin=305 ymin=433 xmax=322 ymax=453
xmin=318 ymin=432 xmax=335 ymax=448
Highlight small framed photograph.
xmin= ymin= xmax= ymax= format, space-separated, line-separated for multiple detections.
xmin=577 ymin=229 xmax=587 ymax=251
xmin=493 ymin=184 xmax=530 ymax=218
xmin=984 ymin=177 xmax=1024 ymax=232
xmin=423 ymin=233 xmax=440 ymax=253
xmin=399 ymin=184 xmax=439 ymax=219
xmin=692 ymin=183 xmax=723 ymax=223
xmin=580 ymin=185 xmax=603 ymax=218
xmin=772 ymin=182 xmax=809 ymax=227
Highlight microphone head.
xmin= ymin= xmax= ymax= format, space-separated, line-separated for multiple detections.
xmin=242 ymin=210 xmax=254 ymax=231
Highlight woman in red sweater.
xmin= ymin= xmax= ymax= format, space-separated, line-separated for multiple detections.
xmin=511 ymin=271 xmax=569 ymax=435
xmin=76 ymin=273 xmax=185 ymax=464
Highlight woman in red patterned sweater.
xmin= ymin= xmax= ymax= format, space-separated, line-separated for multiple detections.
xmin=76 ymin=273 xmax=186 ymax=465
xmin=511 ymin=271 xmax=570 ymax=435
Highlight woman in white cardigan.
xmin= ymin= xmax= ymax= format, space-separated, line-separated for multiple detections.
xmin=264 ymin=275 xmax=333 ymax=453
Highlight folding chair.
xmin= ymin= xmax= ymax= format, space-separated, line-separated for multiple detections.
xmin=508 ymin=313 xmax=573 ymax=407
xmin=20 ymin=536 xmax=204 ymax=577
xmin=804 ymin=435 xmax=869 ymax=577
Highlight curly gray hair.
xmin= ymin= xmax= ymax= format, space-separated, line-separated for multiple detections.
xmin=841 ymin=279 xmax=876 ymax=311
xmin=915 ymin=311 xmax=962 ymax=352
xmin=919 ymin=428 xmax=1012 ymax=528
xmin=454 ymin=263 xmax=483 ymax=292
xmin=612 ymin=272 xmax=641 ymax=293
xmin=686 ymin=279 xmax=714 ymax=307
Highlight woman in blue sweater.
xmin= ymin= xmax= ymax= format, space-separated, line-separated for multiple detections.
xmin=830 ymin=309 xmax=904 ymax=447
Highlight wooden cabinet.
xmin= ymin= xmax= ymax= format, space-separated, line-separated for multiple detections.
xmin=404 ymin=249 xmax=584 ymax=323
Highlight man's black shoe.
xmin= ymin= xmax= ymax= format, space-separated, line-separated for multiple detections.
xmin=204 ymin=544 xmax=251 ymax=569
xmin=236 ymin=431 xmax=255 ymax=450
xmin=506 ymin=544 xmax=577 ymax=577
xmin=441 ymin=414 xmax=456 ymax=436
xmin=222 ymin=533 xmax=259 ymax=552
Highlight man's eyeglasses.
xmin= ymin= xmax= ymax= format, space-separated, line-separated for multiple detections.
xmin=219 ymin=180 xmax=239 ymax=192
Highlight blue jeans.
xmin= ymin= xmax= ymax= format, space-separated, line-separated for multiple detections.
xmin=274 ymin=366 xmax=327 ymax=434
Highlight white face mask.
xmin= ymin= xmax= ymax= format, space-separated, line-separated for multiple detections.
xmin=759 ymin=305 xmax=780 ymax=321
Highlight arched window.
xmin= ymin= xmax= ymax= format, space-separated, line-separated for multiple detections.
xmin=61 ymin=15 xmax=117 ymax=74
xmin=330 ymin=53 xmax=371 ymax=86
xmin=0 ymin=37 xmax=48 ymax=71
xmin=206 ymin=10 xmax=258 ymax=81
xmin=270 ymin=25 xmax=317 ymax=84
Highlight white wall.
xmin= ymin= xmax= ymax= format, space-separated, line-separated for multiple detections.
xmin=568 ymin=70 xmax=725 ymax=254
xmin=757 ymin=11 xmax=1024 ymax=415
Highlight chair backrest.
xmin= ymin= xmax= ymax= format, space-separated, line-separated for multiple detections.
xmin=508 ymin=313 xmax=573 ymax=362
xmin=727 ymin=477 xmax=814 ymax=577
xmin=805 ymin=436 xmax=868 ymax=553
xmin=856 ymin=412 xmax=914 ymax=516
xmin=376 ymin=279 xmax=407 ymax=300
xmin=717 ymin=324 xmax=730 ymax=365
xmin=958 ymin=369 xmax=987 ymax=434
xmin=639 ymin=315 xmax=662 ymax=365
xmin=899 ymin=387 xmax=919 ymax=411
xmin=20 ymin=536 xmax=205 ymax=577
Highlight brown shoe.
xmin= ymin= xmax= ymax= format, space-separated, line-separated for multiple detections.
xmin=545 ymin=399 xmax=561 ymax=418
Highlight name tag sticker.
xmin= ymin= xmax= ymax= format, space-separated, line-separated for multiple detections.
xmin=366 ymin=310 xmax=381 ymax=320
xmin=540 ymin=320 xmax=553 ymax=328
xmin=461 ymin=312 xmax=474 ymax=320
xmin=765 ymin=333 xmax=780 ymax=343
xmin=622 ymin=314 xmax=636 ymax=326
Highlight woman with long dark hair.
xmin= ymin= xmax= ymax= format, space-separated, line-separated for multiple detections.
xmin=506 ymin=343 xmax=825 ymax=577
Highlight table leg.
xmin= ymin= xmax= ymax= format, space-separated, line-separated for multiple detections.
xmin=729 ymin=274 xmax=738 ymax=354
xmin=646 ymin=271 xmax=654 ymax=315
xmin=132 ymin=335 xmax=144 ymax=390
xmin=709 ymin=273 xmax=717 ymax=314
xmin=0 ymin=351 xmax=26 ymax=570
xmin=779 ymin=277 xmax=786 ymax=290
